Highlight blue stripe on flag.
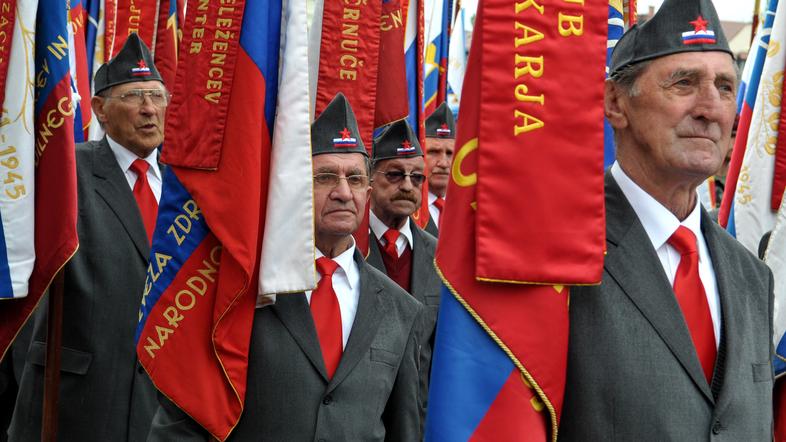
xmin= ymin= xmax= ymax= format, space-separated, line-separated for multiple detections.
xmin=239 ymin=0 xmax=281 ymax=130
xmin=0 ymin=215 xmax=14 ymax=298
xmin=135 ymin=170 xmax=211 ymax=342
xmin=405 ymin=44 xmax=419 ymax=132
xmin=36 ymin=4 xmax=71 ymax=115
xmin=425 ymin=286 xmax=512 ymax=441
xmin=776 ymin=335 xmax=786 ymax=375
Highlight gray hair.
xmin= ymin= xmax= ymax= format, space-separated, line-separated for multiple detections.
xmin=609 ymin=60 xmax=652 ymax=97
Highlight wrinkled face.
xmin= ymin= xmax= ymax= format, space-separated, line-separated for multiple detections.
xmin=371 ymin=156 xmax=425 ymax=220
xmin=611 ymin=51 xmax=737 ymax=185
xmin=92 ymin=81 xmax=167 ymax=158
xmin=312 ymin=153 xmax=371 ymax=239
xmin=425 ymin=137 xmax=454 ymax=197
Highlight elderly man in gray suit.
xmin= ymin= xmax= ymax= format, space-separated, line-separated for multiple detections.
xmin=8 ymin=33 xmax=164 ymax=441
xmin=558 ymin=0 xmax=774 ymax=440
xmin=148 ymin=93 xmax=425 ymax=441
xmin=366 ymin=119 xmax=441 ymax=403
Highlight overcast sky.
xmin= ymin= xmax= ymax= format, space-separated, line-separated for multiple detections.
xmin=637 ymin=0 xmax=758 ymax=23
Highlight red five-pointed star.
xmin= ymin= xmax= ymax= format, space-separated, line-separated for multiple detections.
xmin=401 ymin=140 xmax=412 ymax=149
xmin=340 ymin=128 xmax=351 ymax=139
xmin=440 ymin=123 xmax=448 ymax=130
xmin=690 ymin=15 xmax=709 ymax=32
xmin=137 ymin=59 xmax=148 ymax=69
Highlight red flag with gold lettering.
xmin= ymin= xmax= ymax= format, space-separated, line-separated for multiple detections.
xmin=425 ymin=0 xmax=606 ymax=440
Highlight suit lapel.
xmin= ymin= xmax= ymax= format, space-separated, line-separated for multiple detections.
xmin=328 ymin=251 xmax=385 ymax=392
xmin=424 ymin=215 xmax=439 ymax=237
xmin=409 ymin=227 xmax=436 ymax=304
xmin=702 ymin=212 xmax=744 ymax=414
xmin=270 ymin=293 xmax=330 ymax=381
xmin=604 ymin=174 xmax=714 ymax=402
xmin=92 ymin=139 xmax=150 ymax=260
xmin=366 ymin=232 xmax=387 ymax=274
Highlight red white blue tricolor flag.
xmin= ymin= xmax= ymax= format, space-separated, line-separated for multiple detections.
xmin=719 ymin=0 xmax=778 ymax=233
xmin=0 ymin=0 xmax=79 ymax=355
xmin=423 ymin=0 xmax=449 ymax=116
xmin=425 ymin=0 xmax=606 ymax=440
xmin=135 ymin=0 xmax=314 ymax=439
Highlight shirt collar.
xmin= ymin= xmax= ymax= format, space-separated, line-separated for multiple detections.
xmin=611 ymin=161 xmax=702 ymax=249
xmin=315 ymin=237 xmax=359 ymax=291
xmin=106 ymin=135 xmax=161 ymax=180
xmin=428 ymin=192 xmax=438 ymax=205
xmin=369 ymin=210 xmax=414 ymax=249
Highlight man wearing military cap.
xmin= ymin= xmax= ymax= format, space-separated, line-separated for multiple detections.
xmin=366 ymin=119 xmax=441 ymax=404
xmin=559 ymin=0 xmax=773 ymax=439
xmin=423 ymin=102 xmax=455 ymax=237
xmin=148 ymin=93 xmax=424 ymax=441
xmin=8 ymin=33 xmax=165 ymax=441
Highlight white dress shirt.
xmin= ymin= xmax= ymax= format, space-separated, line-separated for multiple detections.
xmin=302 ymin=241 xmax=361 ymax=349
xmin=611 ymin=162 xmax=721 ymax=345
xmin=369 ymin=211 xmax=413 ymax=257
xmin=106 ymin=135 xmax=162 ymax=202
xmin=427 ymin=192 xmax=442 ymax=226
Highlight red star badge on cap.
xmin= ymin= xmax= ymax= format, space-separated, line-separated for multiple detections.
xmin=339 ymin=128 xmax=352 ymax=139
xmin=137 ymin=59 xmax=148 ymax=69
xmin=441 ymin=123 xmax=449 ymax=130
xmin=401 ymin=140 xmax=412 ymax=149
xmin=690 ymin=15 xmax=708 ymax=32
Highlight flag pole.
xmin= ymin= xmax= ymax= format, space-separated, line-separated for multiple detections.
xmin=751 ymin=0 xmax=761 ymax=45
xmin=41 ymin=268 xmax=65 ymax=441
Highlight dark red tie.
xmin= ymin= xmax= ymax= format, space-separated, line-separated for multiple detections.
xmin=311 ymin=257 xmax=343 ymax=379
xmin=434 ymin=197 xmax=445 ymax=212
xmin=129 ymin=159 xmax=158 ymax=244
xmin=668 ymin=226 xmax=716 ymax=384
xmin=383 ymin=229 xmax=400 ymax=258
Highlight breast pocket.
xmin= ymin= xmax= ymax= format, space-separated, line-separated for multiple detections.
xmin=370 ymin=347 xmax=399 ymax=368
xmin=752 ymin=362 xmax=773 ymax=383
xmin=28 ymin=341 xmax=92 ymax=375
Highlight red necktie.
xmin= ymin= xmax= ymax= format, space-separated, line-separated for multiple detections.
xmin=383 ymin=229 xmax=400 ymax=258
xmin=668 ymin=226 xmax=716 ymax=384
xmin=129 ymin=159 xmax=158 ymax=244
xmin=311 ymin=257 xmax=343 ymax=379
xmin=434 ymin=197 xmax=445 ymax=212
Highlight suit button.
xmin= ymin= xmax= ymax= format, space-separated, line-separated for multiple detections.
xmin=712 ymin=420 xmax=721 ymax=434
xmin=322 ymin=395 xmax=332 ymax=405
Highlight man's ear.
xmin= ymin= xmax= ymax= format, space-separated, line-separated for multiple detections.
xmin=604 ymin=80 xmax=629 ymax=130
xmin=91 ymin=95 xmax=107 ymax=124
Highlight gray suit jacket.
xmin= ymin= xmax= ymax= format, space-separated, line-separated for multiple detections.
xmin=8 ymin=139 xmax=158 ymax=441
xmin=148 ymin=250 xmax=425 ymax=441
xmin=367 ymin=225 xmax=441 ymax=388
xmin=558 ymin=173 xmax=774 ymax=441
xmin=424 ymin=215 xmax=439 ymax=237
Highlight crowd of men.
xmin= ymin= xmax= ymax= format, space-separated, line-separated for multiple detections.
xmin=0 ymin=0 xmax=779 ymax=439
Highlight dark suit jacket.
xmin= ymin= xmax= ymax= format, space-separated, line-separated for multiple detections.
xmin=424 ymin=215 xmax=439 ymax=237
xmin=8 ymin=139 xmax=158 ymax=441
xmin=558 ymin=173 xmax=774 ymax=441
xmin=148 ymin=250 xmax=425 ymax=441
xmin=367 ymin=225 xmax=441 ymax=396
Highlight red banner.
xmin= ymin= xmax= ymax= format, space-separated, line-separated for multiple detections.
xmin=111 ymin=0 xmax=159 ymax=57
xmin=373 ymin=0 xmax=408 ymax=128
xmin=771 ymin=74 xmax=786 ymax=211
xmin=153 ymin=0 xmax=183 ymax=89
xmin=410 ymin=0 xmax=429 ymax=229
xmin=0 ymin=1 xmax=16 ymax=110
xmin=314 ymin=0 xmax=382 ymax=147
xmin=475 ymin=0 xmax=606 ymax=283
xmin=433 ymin=2 xmax=572 ymax=435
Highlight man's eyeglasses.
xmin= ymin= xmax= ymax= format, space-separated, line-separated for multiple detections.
xmin=374 ymin=170 xmax=426 ymax=186
xmin=105 ymin=89 xmax=171 ymax=107
xmin=313 ymin=173 xmax=370 ymax=190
